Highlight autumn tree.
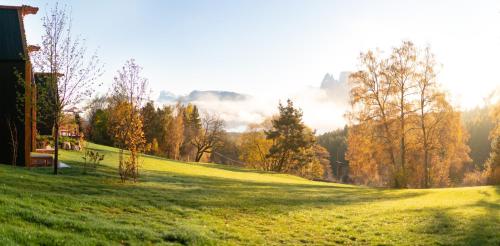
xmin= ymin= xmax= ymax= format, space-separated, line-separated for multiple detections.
xmin=348 ymin=49 xmax=399 ymax=186
xmin=386 ymin=41 xmax=418 ymax=187
xmin=33 ymin=3 xmax=103 ymax=174
xmin=347 ymin=41 xmax=470 ymax=188
xmin=297 ymin=144 xmax=330 ymax=180
xmin=346 ymin=123 xmax=384 ymax=186
xmin=181 ymin=104 xmax=202 ymax=160
xmin=108 ymin=59 xmax=147 ymax=182
xmin=415 ymin=47 xmax=446 ymax=187
xmin=164 ymin=103 xmax=185 ymax=159
xmin=239 ymin=120 xmax=274 ymax=170
xmin=134 ymin=102 xmax=205 ymax=161
xmin=314 ymin=145 xmax=331 ymax=179
xmin=485 ymin=101 xmax=500 ymax=184
xmin=463 ymin=106 xmax=495 ymax=170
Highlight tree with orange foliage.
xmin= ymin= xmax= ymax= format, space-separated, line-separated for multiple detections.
xmin=164 ymin=103 xmax=185 ymax=160
xmin=108 ymin=59 xmax=147 ymax=182
xmin=485 ymin=101 xmax=500 ymax=184
xmin=239 ymin=120 xmax=274 ymax=170
xmin=347 ymin=41 xmax=471 ymax=188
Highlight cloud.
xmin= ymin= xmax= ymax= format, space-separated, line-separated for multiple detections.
xmin=156 ymin=72 xmax=351 ymax=133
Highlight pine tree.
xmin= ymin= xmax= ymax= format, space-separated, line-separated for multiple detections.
xmin=266 ymin=99 xmax=315 ymax=173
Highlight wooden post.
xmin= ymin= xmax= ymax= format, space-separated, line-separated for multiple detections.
xmin=24 ymin=61 xmax=32 ymax=167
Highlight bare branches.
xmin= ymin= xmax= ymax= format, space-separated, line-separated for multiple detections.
xmin=33 ymin=3 xmax=104 ymax=115
xmin=32 ymin=3 xmax=104 ymax=174
xmin=191 ymin=112 xmax=225 ymax=162
xmin=110 ymin=59 xmax=148 ymax=110
xmin=5 ymin=117 xmax=18 ymax=166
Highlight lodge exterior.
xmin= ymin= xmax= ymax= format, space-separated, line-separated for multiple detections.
xmin=0 ymin=5 xmax=38 ymax=166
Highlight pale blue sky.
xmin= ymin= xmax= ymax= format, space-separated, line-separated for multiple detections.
xmin=2 ymin=0 xmax=499 ymax=131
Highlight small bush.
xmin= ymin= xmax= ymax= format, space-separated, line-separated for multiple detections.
xmin=462 ymin=170 xmax=488 ymax=186
xmin=82 ymin=149 xmax=105 ymax=173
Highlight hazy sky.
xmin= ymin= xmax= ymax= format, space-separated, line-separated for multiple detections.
xmin=3 ymin=0 xmax=500 ymax=132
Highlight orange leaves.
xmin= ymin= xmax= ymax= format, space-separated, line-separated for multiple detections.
xmin=347 ymin=41 xmax=471 ymax=188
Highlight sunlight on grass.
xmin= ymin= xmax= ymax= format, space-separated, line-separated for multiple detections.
xmin=0 ymin=143 xmax=498 ymax=245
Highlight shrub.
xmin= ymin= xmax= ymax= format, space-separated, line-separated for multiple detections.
xmin=462 ymin=170 xmax=488 ymax=186
xmin=82 ymin=149 xmax=105 ymax=173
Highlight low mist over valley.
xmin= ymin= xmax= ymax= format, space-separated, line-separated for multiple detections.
xmin=157 ymin=72 xmax=351 ymax=132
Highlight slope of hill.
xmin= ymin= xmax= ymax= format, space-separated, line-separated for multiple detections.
xmin=0 ymin=143 xmax=498 ymax=245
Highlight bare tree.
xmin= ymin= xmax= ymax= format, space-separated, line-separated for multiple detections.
xmin=33 ymin=3 xmax=103 ymax=174
xmin=6 ymin=117 xmax=18 ymax=166
xmin=191 ymin=113 xmax=225 ymax=162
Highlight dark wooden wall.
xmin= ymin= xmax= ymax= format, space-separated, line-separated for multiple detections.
xmin=0 ymin=61 xmax=28 ymax=166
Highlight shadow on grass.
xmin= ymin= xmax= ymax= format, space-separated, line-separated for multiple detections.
xmin=188 ymin=162 xmax=273 ymax=174
xmin=2 ymin=156 xmax=498 ymax=245
xmin=408 ymin=197 xmax=500 ymax=245
xmin=2 ymin=159 xmax=425 ymax=214
xmin=135 ymin=152 xmax=273 ymax=175
xmin=83 ymin=145 xmax=284 ymax=175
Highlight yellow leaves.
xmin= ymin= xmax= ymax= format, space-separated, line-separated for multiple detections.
xmin=347 ymin=41 xmax=471 ymax=188
xmin=239 ymin=130 xmax=272 ymax=169
xmin=107 ymin=101 xmax=146 ymax=181
xmin=490 ymin=101 xmax=500 ymax=140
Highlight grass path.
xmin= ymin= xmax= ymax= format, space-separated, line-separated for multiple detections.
xmin=0 ymin=143 xmax=498 ymax=245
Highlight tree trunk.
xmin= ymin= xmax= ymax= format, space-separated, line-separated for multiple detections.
xmin=424 ymin=148 xmax=429 ymax=188
xmin=118 ymin=148 xmax=124 ymax=182
xmin=399 ymin=92 xmax=407 ymax=188
xmin=419 ymin=91 xmax=430 ymax=189
xmin=421 ymin=112 xmax=429 ymax=188
xmin=195 ymin=151 xmax=203 ymax=162
xmin=376 ymin=100 xmax=398 ymax=186
xmin=54 ymin=121 xmax=59 ymax=175
xmin=7 ymin=119 xmax=18 ymax=166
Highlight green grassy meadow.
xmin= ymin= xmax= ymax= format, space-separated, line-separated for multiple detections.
xmin=0 ymin=143 xmax=498 ymax=245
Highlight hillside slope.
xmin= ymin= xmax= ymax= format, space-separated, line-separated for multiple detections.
xmin=0 ymin=143 xmax=498 ymax=245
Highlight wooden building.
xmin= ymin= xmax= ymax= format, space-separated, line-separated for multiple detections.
xmin=35 ymin=73 xmax=56 ymax=136
xmin=0 ymin=5 xmax=38 ymax=166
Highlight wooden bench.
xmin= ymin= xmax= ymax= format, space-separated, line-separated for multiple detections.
xmin=35 ymin=148 xmax=55 ymax=154
xmin=30 ymin=152 xmax=54 ymax=167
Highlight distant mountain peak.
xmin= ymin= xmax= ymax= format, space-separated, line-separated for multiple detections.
xmin=320 ymin=72 xmax=350 ymax=91
xmin=320 ymin=73 xmax=337 ymax=90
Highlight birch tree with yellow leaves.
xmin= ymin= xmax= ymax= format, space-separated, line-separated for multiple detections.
xmin=347 ymin=41 xmax=471 ymax=188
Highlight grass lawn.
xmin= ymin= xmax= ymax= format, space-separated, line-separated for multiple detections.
xmin=0 ymin=143 xmax=498 ymax=245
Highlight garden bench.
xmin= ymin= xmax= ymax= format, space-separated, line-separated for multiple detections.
xmin=30 ymin=152 xmax=53 ymax=167
xmin=35 ymin=148 xmax=55 ymax=154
